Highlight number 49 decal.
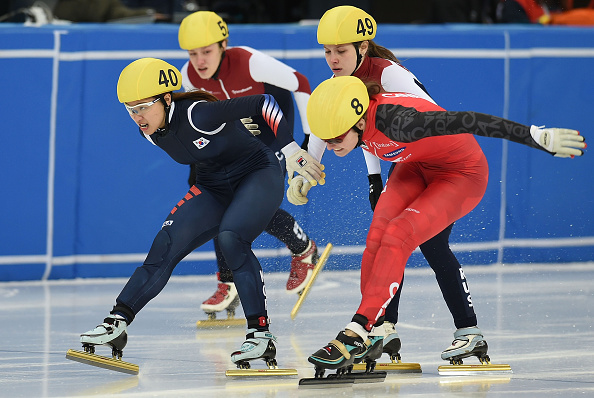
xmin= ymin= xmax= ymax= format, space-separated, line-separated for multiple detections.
xmin=159 ymin=69 xmax=178 ymax=87
xmin=356 ymin=18 xmax=374 ymax=36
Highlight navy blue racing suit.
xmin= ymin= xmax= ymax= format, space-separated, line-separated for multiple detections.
xmin=112 ymin=94 xmax=289 ymax=330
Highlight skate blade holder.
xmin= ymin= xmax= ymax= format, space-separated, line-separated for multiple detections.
xmin=291 ymin=243 xmax=333 ymax=320
xmin=66 ymin=349 xmax=139 ymax=375
xmin=352 ymin=361 xmax=422 ymax=373
xmin=438 ymin=363 xmax=512 ymax=376
xmin=226 ymin=368 xmax=298 ymax=377
xmin=299 ymin=370 xmax=386 ymax=387
xmin=196 ymin=317 xmax=244 ymax=329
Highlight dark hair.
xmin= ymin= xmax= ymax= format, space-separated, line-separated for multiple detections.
xmin=365 ymin=80 xmax=385 ymax=97
xmin=171 ymin=90 xmax=219 ymax=103
xmin=365 ymin=40 xmax=400 ymax=63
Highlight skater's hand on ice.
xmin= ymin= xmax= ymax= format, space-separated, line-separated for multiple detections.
xmin=530 ymin=126 xmax=586 ymax=158
xmin=287 ymin=175 xmax=312 ymax=205
xmin=282 ymin=144 xmax=326 ymax=186
xmin=368 ymin=173 xmax=383 ymax=211
xmin=240 ymin=118 xmax=260 ymax=136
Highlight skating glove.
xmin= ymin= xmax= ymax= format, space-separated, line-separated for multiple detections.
xmin=287 ymin=175 xmax=312 ymax=205
xmin=530 ymin=125 xmax=586 ymax=158
xmin=282 ymin=142 xmax=326 ymax=186
xmin=240 ymin=117 xmax=260 ymax=136
xmin=368 ymin=174 xmax=383 ymax=211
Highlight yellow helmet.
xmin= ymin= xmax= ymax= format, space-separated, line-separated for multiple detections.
xmin=178 ymin=11 xmax=229 ymax=50
xmin=117 ymin=58 xmax=181 ymax=103
xmin=317 ymin=5 xmax=376 ymax=45
xmin=307 ymin=76 xmax=369 ymax=140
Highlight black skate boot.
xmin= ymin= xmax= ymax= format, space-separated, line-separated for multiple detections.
xmin=353 ymin=329 xmax=383 ymax=373
xmin=441 ymin=326 xmax=488 ymax=364
xmin=308 ymin=330 xmax=365 ymax=377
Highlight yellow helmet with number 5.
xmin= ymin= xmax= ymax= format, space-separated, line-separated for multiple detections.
xmin=117 ymin=58 xmax=181 ymax=103
xmin=307 ymin=76 xmax=369 ymax=140
xmin=317 ymin=5 xmax=376 ymax=45
xmin=178 ymin=11 xmax=229 ymax=50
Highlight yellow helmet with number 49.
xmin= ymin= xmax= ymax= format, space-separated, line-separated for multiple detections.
xmin=317 ymin=5 xmax=376 ymax=45
xmin=307 ymin=76 xmax=369 ymax=140
xmin=117 ymin=58 xmax=181 ymax=103
xmin=178 ymin=11 xmax=229 ymax=50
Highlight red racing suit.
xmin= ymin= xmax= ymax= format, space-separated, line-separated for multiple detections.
xmin=356 ymin=92 xmax=545 ymax=328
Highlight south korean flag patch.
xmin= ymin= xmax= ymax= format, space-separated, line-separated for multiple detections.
xmin=193 ymin=137 xmax=210 ymax=149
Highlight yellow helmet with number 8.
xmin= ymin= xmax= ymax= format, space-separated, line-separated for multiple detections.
xmin=307 ymin=76 xmax=369 ymax=140
xmin=117 ymin=58 xmax=181 ymax=103
xmin=317 ymin=5 xmax=376 ymax=45
xmin=178 ymin=11 xmax=229 ymax=50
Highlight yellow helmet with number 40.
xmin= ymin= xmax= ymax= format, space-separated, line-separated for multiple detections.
xmin=178 ymin=11 xmax=229 ymax=50
xmin=317 ymin=5 xmax=376 ymax=45
xmin=307 ymin=76 xmax=369 ymax=140
xmin=117 ymin=58 xmax=181 ymax=103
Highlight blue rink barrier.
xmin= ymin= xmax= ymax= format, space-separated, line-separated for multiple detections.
xmin=0 ymin=23 xmax=593 ymax=281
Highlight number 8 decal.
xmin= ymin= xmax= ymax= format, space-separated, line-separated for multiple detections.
xmin=351 ymin=98 xmax=364 ymax=115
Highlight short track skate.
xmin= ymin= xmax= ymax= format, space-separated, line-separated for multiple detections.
xmin=66 ymin=345 xmax=139 ymax=375
xmin=290 ymin=243 xmax=333 ymax=320
xmin=438 ymin=330 xmax=511 ymax=375
xmin=196 ymin=295 xmax=244 ymax=328
xmin=226 ymin=338 xmax=297 ymax=377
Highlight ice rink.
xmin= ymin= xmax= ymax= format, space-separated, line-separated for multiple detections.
xmin=1 ymin=262 xmax=593 ymax=397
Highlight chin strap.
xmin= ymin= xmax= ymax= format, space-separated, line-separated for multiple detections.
xmin=350 ymin=42 xmax=364 ymax=76
xmin=353 ymin=124 xmax=364 ymax=148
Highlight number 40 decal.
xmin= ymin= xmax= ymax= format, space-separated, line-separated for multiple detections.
xmin=356 ymin=18 xmax=374 ymax=36
xmin=159 ymin=69 xmax=178 ymax=87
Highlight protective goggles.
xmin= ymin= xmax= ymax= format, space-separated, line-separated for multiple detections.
xmin=323 ymin=131 xmax=349 ymax=144
xmin=124 ymin=97 xmax=160 ymax=115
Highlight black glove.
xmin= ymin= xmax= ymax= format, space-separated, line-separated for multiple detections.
xmin=300 ymin=134 xmax=310 ymax=150
xmin=368 ymin=174 xmax=383 ymax=211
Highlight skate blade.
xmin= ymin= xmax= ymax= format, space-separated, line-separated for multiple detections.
xmin=196 ymin=318 xmax=245 ymax=328
xmin=225 ymin=368 xmax=298 ymax=377
xmin=66 ymin=349 xmax=139 ymax=375
xmin=342 ymin=371 xmax=387 ymax=383
xmin=291 ymin=243 xmax=333 ymax=320
xmin=298 ymin=376 xmax=354 ymax=388
xmin=438 ymin=363 xmax=512 ymax=376
xmin=352 ymin=362 xmax=422 ymax=373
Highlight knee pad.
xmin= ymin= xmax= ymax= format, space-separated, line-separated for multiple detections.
xmin=217 ymin=230 xmax=250 ymax=271
xmin=366 ymin=217 xmax=390 ymax=255
xmin=144 ymin=229 xmax=172 ymax=265
xmin=384 ymin=218 xmax=417 ymax=253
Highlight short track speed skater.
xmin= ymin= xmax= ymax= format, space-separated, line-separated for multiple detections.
xmin=438 ymin=327 xmax=511 ymax=375
xmin=66 ymin=315 xmax=139 ymax=375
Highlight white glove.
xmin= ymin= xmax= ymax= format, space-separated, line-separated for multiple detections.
xmin=240 ymin=118 xmax=260 ymax=136
xmin=285 ymin=148 xmax=326 ymax=186
xmin=530 ymin=125 xmax=586 ymax=158
xmin=287 ymin=175 xmax=312 ymax=205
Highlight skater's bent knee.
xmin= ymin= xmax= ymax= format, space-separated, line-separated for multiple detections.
xmin=217 ymin=230 xmax=249 ymax=270
xmin=144 ymin=230 xmax=172 ymax=265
